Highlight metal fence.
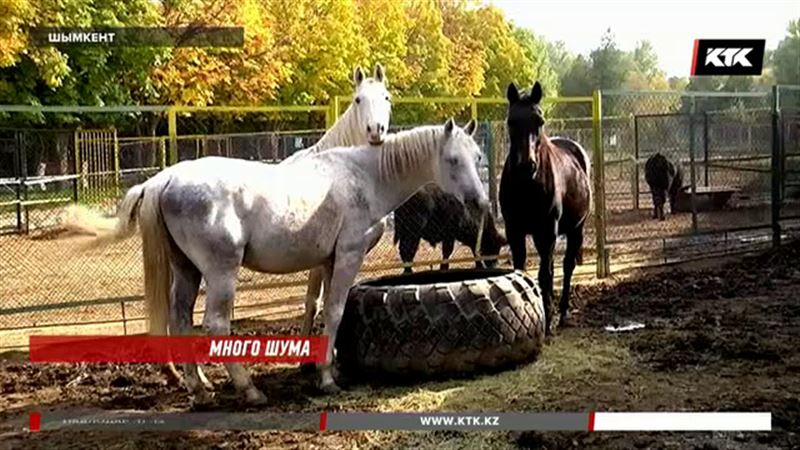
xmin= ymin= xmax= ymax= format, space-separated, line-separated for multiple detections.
xmin=1 ymin=87 xmax=798 ymax=349
xmin=595 ymin=86 xmax=800 ymax=276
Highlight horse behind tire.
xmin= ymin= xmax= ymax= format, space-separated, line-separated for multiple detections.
xmin=335 ymin=269 xmax=545 ymax=379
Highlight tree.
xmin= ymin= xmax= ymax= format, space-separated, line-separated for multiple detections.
xmin=589 ymin=29 xmax=632 ymax=92
xmin=771 ymin=18 xmax=800 ymax=85
xmin=630 ymin=41 xmax=663 ymax=82
xmin=153 ymin=0 xmax=289 ymax=107
xmin=354 ymin=0 xmax=410 ymax=90
xmin=0 ymin=0 xmax=165 ymax=125
xmin=439 ymin=0 xmax=483 ymax=98
xmin=403 ymin=0 xmax=451 ymax=96
xmin=545 ymin=40 xmax=574 ymax=81
xmin=512 ymin=27 xmax=560 ymax=96
xmin=0 ymin=0 xmax=31 ymax=68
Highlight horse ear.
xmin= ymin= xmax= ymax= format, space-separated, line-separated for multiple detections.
xmin=531 ymin=81 xmax=543 ymax=104
xmin=464 ymin=119 xmax=477 ymax=136
xmin=507 ymin=83 xmax=520 ymax=104
xmin=444 ymin=118 xmax=455 ymax=135
xmin=374 ymin=63 xmax=386 ymax=83
xmin=353 ymin=66 xmax=365 ymax=86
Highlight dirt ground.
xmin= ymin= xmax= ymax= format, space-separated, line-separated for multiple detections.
xmin=1 ymin=239 xmax=799 ymax=449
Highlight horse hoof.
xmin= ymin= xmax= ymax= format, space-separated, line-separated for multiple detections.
xmin=191 ymin=390 xmax=215 ymax=408
xmin=299 ymin=362 xmax=317 ymax=374
xmin=558 ymin=313 xmax=575 ymax=328
xmin=161 ymin=366 xmax=184 ymax=387
xmin=320 ymin=381 xmax=342 ymax=395
xmin=244 ymin=386 xmax=268 ymax=405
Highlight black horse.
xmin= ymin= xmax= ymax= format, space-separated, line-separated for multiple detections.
xmin=644 ymin=152 xmax=683 ymax=220
xmin=393 ymin=184 xmax=507 ymax=273
xmin=499 ymin=81 xmax=592 ymax=333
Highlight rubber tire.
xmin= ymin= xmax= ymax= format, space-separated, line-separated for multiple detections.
xmin=335 ymin=268 xmax=545 ymax=378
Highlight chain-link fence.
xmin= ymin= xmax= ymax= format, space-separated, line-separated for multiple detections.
xmin=1 ymin=88 xmax=798 ymax=349
xmin=597 ymin=87 xmax=800 ymax=274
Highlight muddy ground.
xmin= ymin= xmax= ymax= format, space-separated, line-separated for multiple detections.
xmin=1 ymin=241 xmax=799 ymax=449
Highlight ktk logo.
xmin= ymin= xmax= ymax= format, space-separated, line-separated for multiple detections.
xmin=691 ymin=39 xmax=765 ymax=76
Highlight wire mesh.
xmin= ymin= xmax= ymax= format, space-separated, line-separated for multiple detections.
xmin=1 ymin=88 xmax=798 ymax=349
xmin=599 ymin=89 xmax=798 ymax=273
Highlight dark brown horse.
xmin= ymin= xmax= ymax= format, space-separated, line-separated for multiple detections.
xmin=499 ymin=81 xmax=592 ymax=333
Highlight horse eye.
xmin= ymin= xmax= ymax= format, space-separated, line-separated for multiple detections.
xmin=355 ymin=97 xmax=361 ymax=104
xmin=386 ymin=96 xmax=391 ymax=103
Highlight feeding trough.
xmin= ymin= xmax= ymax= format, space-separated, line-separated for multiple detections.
xmin=673 ymin=186 xmax=738 ymax=213
xmin=334 ymin=269 xmax=545 ymax=379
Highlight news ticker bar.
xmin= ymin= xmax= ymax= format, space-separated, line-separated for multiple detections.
xmin=20 ymin=411 xmax=771 ymax=432
xmin=29 ymin=27 xmax=244 ymax=47
xmin=29 ymin=335 xmax=328 ymax=364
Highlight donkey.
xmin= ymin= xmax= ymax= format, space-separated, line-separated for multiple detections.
xmin=393 ymin=183 xmax=507 ymax=273
xmin=500 ymin=81 xmax=592 ymax=333
xmin=644 ymin=152 xmax=683 ymax=220
xmin=68 ymin=119 xmax=488 ymax=405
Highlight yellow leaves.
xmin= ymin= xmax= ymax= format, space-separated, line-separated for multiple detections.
xmin=0 ymin=0 xmax=32 ymax=67
xmin=2 ymin=0 xmax=563 ymax=107
xmin=28 ymin=47 xmax=70 ymax=88
xmin=354 ymin=0 xmax=409 ymax=88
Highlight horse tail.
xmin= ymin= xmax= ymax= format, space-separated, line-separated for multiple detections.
xmin=138 ymin=176 xmax=173 ymax=336
xmin=62 ymin=184 xmax=146 ymax=249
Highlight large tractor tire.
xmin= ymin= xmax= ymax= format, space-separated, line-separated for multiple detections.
xmin=335 ymin=269 xmax=545 ymax=378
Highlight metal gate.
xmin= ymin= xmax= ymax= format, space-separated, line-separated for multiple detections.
xmin=75 ymin=128 xmax=119 ymax=203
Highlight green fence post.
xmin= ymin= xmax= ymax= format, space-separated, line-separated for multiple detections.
xmin=325 ymin=101 xmax=334 ymax=130
xmin=19 ymin=132 xmax=29 ymax=234
xmin=771 ymin=84 xmax=782 ymax=247
xmin=485 ymin=123 xmax=498 ymax=217
xmin=73 ymin=131 xmax=81 ymax=203
xmin=703 ymin=112 xmax=709 ymax=187
xmin=168 ymin=107 xmax=178 ymax=166
xmin=159 ymin=138 xmax=166 ymax=170
xmin=470 ymin=98 xmax=478 ymax=123
xmin=688 ymin=97 xmax=698 ymax=234
xmin=113 ymin=128 xmax=120 ymax=197
xmin=592 ymin=90 xmax=609 ymax=278
xmin=14 ymin=131 xmax=22 ymax=232
xmin=632 ymin=115 xmax=639 ymax=210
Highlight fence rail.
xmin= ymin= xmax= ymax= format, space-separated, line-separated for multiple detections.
xmin=1 ymin=86 xmax=799 ymax=349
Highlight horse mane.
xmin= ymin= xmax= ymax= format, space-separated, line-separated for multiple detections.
xmin=306 ymin=97 xmax=362 ymax=154
xmin=378 ymin=126 xmax=443 ymax=182
xmin=534 ymin=133 xmax=558 ymax=188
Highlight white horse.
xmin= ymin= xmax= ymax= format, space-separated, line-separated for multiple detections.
xmin=278 ymin=64 xmax=393 ymax=346
xmin=283 ymin=63 xmax=390 ymax=161
xmin=190 ymin=63 xmax=392 ymax=383
xmin=72 ymin=119 xmax=487 ymax=405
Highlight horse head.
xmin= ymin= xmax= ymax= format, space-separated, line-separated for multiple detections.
xmin=436 ymin=118 xmax=490 ymax=220
xmin=506 ymin=81 xmax=546 ymax=173
xmin=352 ymin=63 xmax=392 ymax=145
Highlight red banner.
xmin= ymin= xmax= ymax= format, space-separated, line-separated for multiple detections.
xmin=29 ymin=335 xmax=328 ymax=364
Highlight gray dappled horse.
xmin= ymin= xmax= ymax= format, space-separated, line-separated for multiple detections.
xmin=194 ymin=63 xmax=393 ymax=384
xmin=68 ymin=119 xmax=488 ymax=405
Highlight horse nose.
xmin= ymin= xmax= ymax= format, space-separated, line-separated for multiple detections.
xmin=367 ymin=125 xmax=372 ymax=133
xmin=379 ymin=124 xmax=385 ymax=133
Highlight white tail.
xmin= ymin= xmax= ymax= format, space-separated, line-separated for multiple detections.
xmin=63 ymin=178 xmax=173 ymax=336
xmin=137 ymin=181 xmax=172 ymax=336
xmin=61 ymin=184 xmax=145 ymax=249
